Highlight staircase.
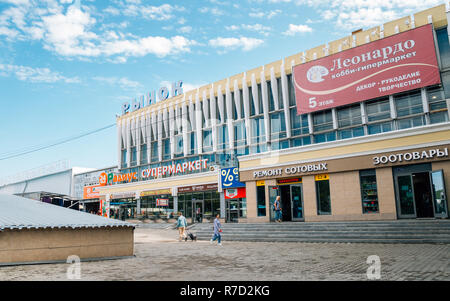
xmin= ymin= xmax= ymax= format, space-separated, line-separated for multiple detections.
xmin=190 ymin=220 xmax=450 ymax=244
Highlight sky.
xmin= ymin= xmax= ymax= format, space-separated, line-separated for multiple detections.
xmin=0 ymin=0 xmax=446 ymax=182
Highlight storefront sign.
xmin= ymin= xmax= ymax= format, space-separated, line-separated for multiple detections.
xmin=293 ymin=24 xmax=440 ymax=114
xmin=83 ymin=185 xmax=102 ymax=199
xmin=253 ymin=163 xmax=328 ymax=178
xmin=225 ymin=187 xmax=246 ymax=199
xmin=100 ymin=172 xmax=137 ymax=186
xmin=256 ymin=180 xmax=266 ymax=186
xmin=140 ymin=189 xmax=172 ymax=197
xmin=110 ymin=192 xmax=136 ymax=199
xmin=373 ymin=148 xmax=449 ymax=165
xmin=314 ymin=174 xmax=330 ymax=181
xmin=122 ymin=80 xmax=183 ymax=115
xmin=220 ymin=167 xmax=245 ymax=188
xmin=156 ymin=198 xmax=169 ymax=207
xmin=178 ymin=183 xmax=218 ymax=193
xmin=141 ymin=159 xmax=208 ymax=179
xmin=277 ymin=178 xmax=302 ymax=185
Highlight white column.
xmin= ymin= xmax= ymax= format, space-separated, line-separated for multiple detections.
xmin=261 ymin=68 xmax=270 ymax=143
xmin=210 ymin=85 xmax=218 ymax=152
xmin=117 ymin=119 xmax=122 ymax=168
xmin=146 ymin=113 xmax=152 ymax=164
xmin=126 ymin=118 xmax=131 ymax=167
xmin=136 ymin=116 xmax=141 ymax=166
xmin=217 ymin=85 xmax=225 ymax=122
xmin=182 ymin=99 xmax=189 ymax=156
xmin=421 ymin=88 xmax=430 ymax=124
xmin=195 ymin=92 xmax=203 ymax=155
xmin=242 ymin=73 xmax=251 ymax=146
xmin=169 ymin=105 xmax=175 ymax=159
xmin=202 ymin=90 xmax=210 ymax=127
xmin=389 ymin=95 xmax=397 ymax=119
xmin=157 ymin=111 xmax=163 ymax=162
xmin=270 ymin=67 xmax=279 ymax=111
xmin=332 ymin=108 xmax=338 ymax=130
xmin=251 ymin=73 xmax=260 ymax=115
xmin=233 ymin=79 xmax=242 ymax=120
xmin=282 ymin=60 xmax=291 ymax=138
xmin=226 ymin=80 xmax=234 ymax=150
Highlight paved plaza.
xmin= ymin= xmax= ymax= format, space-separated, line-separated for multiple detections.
xmin=1 ymin=227 xmax=449 ymax=281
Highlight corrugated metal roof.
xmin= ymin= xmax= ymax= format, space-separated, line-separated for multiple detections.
xmin=0 ymin=194 xmax=133 ymax=231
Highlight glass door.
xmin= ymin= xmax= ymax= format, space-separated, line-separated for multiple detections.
xmin=192 ymin=201 xmax=204 ymax=223
xmin=430 ymin=170 xmax=448 ymax=218
xmin=396 ymin=175 xmax=416 ymax=218
xmin=268 ymin=186 xmax=279 ymax=222
xmin=291 ymin=184 xmax=304 ymax=221
xmin=226 ymin=200 xmax=240 ymax=223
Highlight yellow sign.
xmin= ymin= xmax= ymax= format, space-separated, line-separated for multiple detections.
xmin=256 ymin=180 xmax=266 ymax=186
xmin=315 ymin=174 xmax=329 ymax=181
xmin=140 ymin=189 xmax=172 ymax=197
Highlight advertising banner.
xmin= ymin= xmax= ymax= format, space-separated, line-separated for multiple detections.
xmin=293 ymin=24 xmax=441 ymax=114
xmin=224 ymin=187 xmax=246 ymax=199
xmin=83 ymin=185 xmax=101 ymax=199
xmin=220 ymin=167 xmax=245 ymax=188
xmin=156 ymin=198 xmax=169 ymax=207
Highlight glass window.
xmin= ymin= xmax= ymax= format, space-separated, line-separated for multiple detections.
xmin=338 ymin=126 xmax=364 ymax=140
xmin=162 ymin=139 xmax=170 ymax=161
xmin=437 ymin=27 xmax=450 ymax=70
xmin=316 ymin=179 xmax=331 ymax=215
xmin=174 ymin=135 xmax=183 ymax=158
xmin=366 ymin=98 xmax=391 ymax=122
xmin=150 ymin=142 xmax=158 ymax=162
xmin=313 ymin=109 xmax=333 ymax=132
xmin=337 ymin=104 xmax=362 ymax=127
xmin=250 ymin=116 xmax=266 ymax=144
xmin=270 ymin=111 xmax=287 ymax=140
xmin=257 ymin=185 xmax=266 ymax=216
xmin=290 ymin=136 xmax=311 ymax=147
xmin=217 ymin=125 xmax=228 ymax=150
xmin=360 ymin=169 xmax=379 ymax=214
xmin=395 ymin=90 xmax=423 ymax=117
xmin=277 ymin=77 xmax=284 ymax=109
xmin=234 ymin=121 xmax=246 ymax=146
xmin=368 ymin=121 xmax=393 ymax=135
xmin=313 ymin=131 xmax=336 ymax=144
xmin=189 ymin=132 xmax=197 ymax=155
xmin=427 ymin=86 xmax=449 ymax=124
xmin=291 ymin=109 xmax=309 ymax=136
xmin=121 ymin=149 xmax=127 ymax=168
xmin=203 ymin=129 xmax=213 ymax=153
xmin=249 ymin=87 xmax=256 ymax=116
xmin=130 ymin=147 xmax=137 ymax=166
xmin=287 ymin=74 xmax=296 ymax=106
xmin=430 ymin=111 xmax=449 ymax=124
xmin=397 ymin=115 xmax=426 ymax=130
xmin=268 ymin=80 xmax=275 ymax=112
xmin=271 ymin=139 xmax=289 ymax=150
xmin=140 ymin=144 xmax=147 ymax=164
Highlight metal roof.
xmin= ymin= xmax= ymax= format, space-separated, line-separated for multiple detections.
xmin=0 ymin=194 xmax=133 ymax=231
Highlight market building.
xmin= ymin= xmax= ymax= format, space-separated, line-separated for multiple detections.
xmin=99 ymin=4 xmax=450 ymax=223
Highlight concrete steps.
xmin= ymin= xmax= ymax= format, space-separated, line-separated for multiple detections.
xmin=189 ymin=220 xmax=450 ymax=244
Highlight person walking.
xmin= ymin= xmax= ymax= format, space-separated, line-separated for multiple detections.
xmin=274 ymin=196 xmax=282 ymax=223
xmin=210 ymin=213 xmax=223 ymax=246
xmin=176 ymin=212 xmax=188 ymax=242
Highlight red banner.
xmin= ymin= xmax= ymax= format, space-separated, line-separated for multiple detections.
xmin=83 ymin=185 xmax=101 ymax=199
xmin=293 ymin=24 xmax=441 ymax=115
xmin=225 ymin=187 xmax=246 ymax=199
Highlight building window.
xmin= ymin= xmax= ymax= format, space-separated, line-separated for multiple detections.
xmin=257 ymin=185 xmax=266 ymax=216
xmin=313 ymin=131 xmax=336 ymax=144
xmin=337 ymin=127 xmax=364 ymax=140
xmin=150 ymin=141 xmax=158 ymax=162
xmin=140 ymin=144 xmax=147 ymax=165
xmin=234 ymin=121 xmax=246 ymax=147
xmin=271 ymin=139 xmax=289 ymax=150
xmin=366 ymin=97 xmax=391 ymax=122
xmin=287 ymin=74 xmax=296 ymax=106
xmin=436 ymin=27 xmax=450 ymax=70
xmin=174 ymin=135 xmax=183 ymax=158
xmin=360 ymin=169 xmax=379 ymax=214
xmin=367 ymin=121 xmax=393 ymax=135
xmin=316 ymin=176 xmax=331 ymax=215
xmin=203 ymin=128 xmax=213 ymax=153
xmin=121 ymin=149 xmax=127 ymax=168
xmin=130 ymin=146 xmax=137 ymax=167
xmin=337 ymin=104 xmax=362 ymax=127
xmin=189 ymin=132 xmax=197 ymax=155
xmin=290 ymin=136 xmax=311 ymax=147
xmin=217 ymin=124 xmax=228 ymax=150
xmin=250 ymin=116 xmax=266 ymax=144
xmin=427 ymin=86 xmax=449 ymax=124
xmin=290 ymin=109 xmax=309 ymax=136
xmin=270 ymin=111 xmax=287 ymax=140
xmin=313 ymin=109 xmax=333 ymax=132
xmin=162 ymin=139 xmax=170 ymax=161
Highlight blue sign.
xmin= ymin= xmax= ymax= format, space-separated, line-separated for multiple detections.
xmin=220 ymin=167 xmax=245 ymax=188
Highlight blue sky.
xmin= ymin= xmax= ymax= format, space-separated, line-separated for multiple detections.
xmin=0 ymin=0 xmax=445 ymax=180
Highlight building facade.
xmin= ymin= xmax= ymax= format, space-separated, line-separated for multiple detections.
xmin=98 ymin=4 xmax=450 ymax=223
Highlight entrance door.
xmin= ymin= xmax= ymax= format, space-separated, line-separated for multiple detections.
xmin=226 ymin=200 xmax=239 ymax=223
xmin=268 ymin=186 xmax=279 ymax=222
xmin=279 ymin=185 xmax=292 ymax=221
xmin=412 ymin=172 xmax=434 ymax=218
xmin=192 ymin=201 xmax=204 ymax=223
xmin=396 ymin=175 xmax=417 ymax=218
xmin=291 ymin=184 xmax=304 ymax=221
xmin=430 ymin=170 xmax=448 ymax=218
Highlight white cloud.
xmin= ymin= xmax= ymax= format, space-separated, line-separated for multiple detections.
xmin=282 ymin=24 xmax=313 ymax=36
xmin=178 ymin=26 xmax=192 ymax=34
xmin=209 ymin=37 xmax=264 ymax=52
xmin=93 ymin=76 xmax=143 ymax=90
xmin=199 ymin=7 xmax=225 ymax=16
xmin=293 ymin=0 xmax=445 ymax=30
xmin=0 ymin=63 xmax=80 ymax=83
xmin=249 ymin=9 xmax=281 ymax=19
xmin=225 ymin=24 xmax=272 ymax=36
